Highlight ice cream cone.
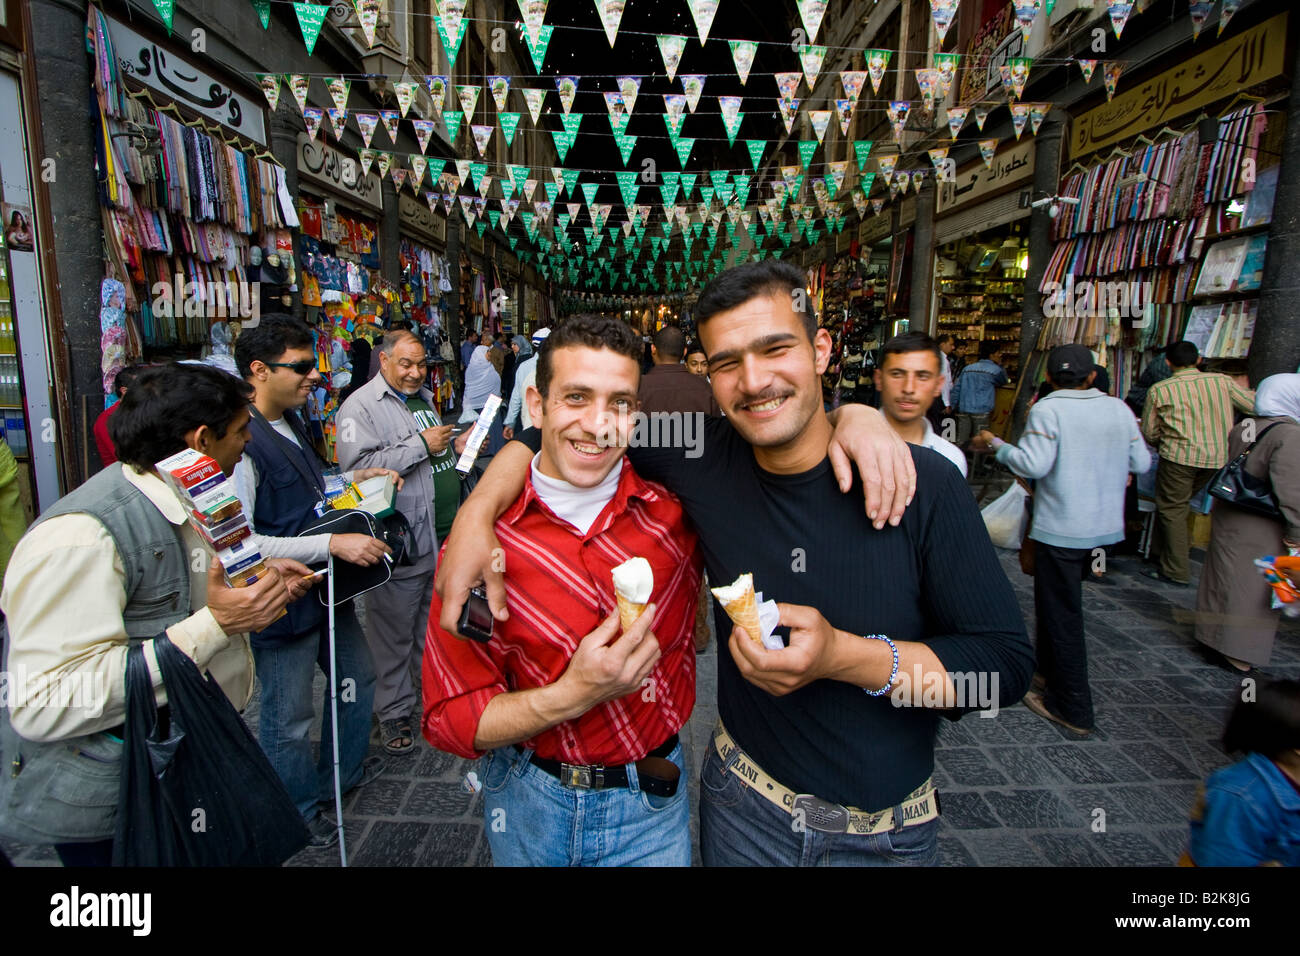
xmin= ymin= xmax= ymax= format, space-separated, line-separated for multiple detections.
xmin=712 ymin=574 xmax=763 ymax=643
xmin=617 ymin=593 xmax=647 ymax=632
xmin=612 ymin=557 xmax=654 ymax=632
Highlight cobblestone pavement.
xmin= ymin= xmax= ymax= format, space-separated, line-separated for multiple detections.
xmin=6 ymin=548 xmax=1297 ymax=867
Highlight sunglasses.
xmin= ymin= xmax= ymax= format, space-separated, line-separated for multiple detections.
xmin=264 ymin=360 xmax=317 ymax=375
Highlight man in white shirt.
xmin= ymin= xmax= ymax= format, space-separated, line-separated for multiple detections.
xmin=874 ymin=332 xmax=968 ymax=478
xmin=233 ymin=316 xmax=401 ymax=847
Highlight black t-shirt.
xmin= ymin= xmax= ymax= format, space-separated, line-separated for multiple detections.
xmin=517 ymin=418 xmax=1031 ymax=809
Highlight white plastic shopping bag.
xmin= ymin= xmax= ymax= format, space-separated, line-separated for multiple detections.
xmin=981 ymin=482 xmax=1028 ymax=550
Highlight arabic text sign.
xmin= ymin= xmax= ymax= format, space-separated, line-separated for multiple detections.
xmin=399 ymin=193 xmax=446 ymax=245
xmin=297 ymin=134 xmax=384 ymax=213
xmin=1069 ymin=12 xmax=1287 ymax=158
xmin=105 ymin=15 xmax=266 ymax=146
xmin=936 ymin=137 xmax=1035 ymax=216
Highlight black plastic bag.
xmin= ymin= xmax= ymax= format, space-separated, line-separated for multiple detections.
xmin=113 ymin=638 xmax=308 ymax=866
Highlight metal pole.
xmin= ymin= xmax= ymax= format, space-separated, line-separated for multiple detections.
xmin=327 ymin=552 xmax=347 ymax=866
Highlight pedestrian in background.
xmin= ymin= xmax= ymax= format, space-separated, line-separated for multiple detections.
xmin=951 ymin=340 xmax=1009 ymax=448
xmin=1195 ymin=373 xmax=1300 ymax=671
xmin=1141 ymin=341 xmax=1254 ymax=587
xmin=977 ymin=345 xmax=1150 ymax=735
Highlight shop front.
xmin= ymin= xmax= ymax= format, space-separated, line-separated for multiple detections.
xmin=819 ymin=209 xmax=894 ymax=408
xmin=933 ymin=136 xmax=1035 ymax=434
xmin=397 ymin=190 xmax=456 ymax=412
xmin=1039 ymin=11 xmax=1288 ymax=403
xmin=89 ymin=9 xmax=297 ymax=457
xmin=0 ymin=0 xmax=61 ymax=512
xmin=295 ymin=133 xmax=394 ymax=455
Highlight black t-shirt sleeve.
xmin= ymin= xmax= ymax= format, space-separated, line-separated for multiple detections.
xmin=514 ymin=427 xmax=542 ymax=453
xmin=912 ymin=453 xmax=1033 ymax=713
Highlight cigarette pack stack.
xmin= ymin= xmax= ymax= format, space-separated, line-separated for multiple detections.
xmin=155 ymin=448 xmax=273 ymax=589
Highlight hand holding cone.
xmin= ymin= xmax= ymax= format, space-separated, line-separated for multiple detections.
xmin=612 ymin=557 xmax=654 ymax=633
xmin=712 ymin=573 xmax=763 ymax=644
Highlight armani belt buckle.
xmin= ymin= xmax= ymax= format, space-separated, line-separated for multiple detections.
xmin=560 ymin=763 xmax=603 ymax=789
xmin=792 ymin=794 xmax=850 ymax=833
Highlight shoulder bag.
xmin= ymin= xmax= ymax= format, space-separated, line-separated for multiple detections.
xmin=1207 ymin=422 xmax=1286 ymax=520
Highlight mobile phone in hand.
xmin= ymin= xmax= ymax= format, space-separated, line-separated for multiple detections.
xmin=457 ymin=586 xmax=494 ymax=643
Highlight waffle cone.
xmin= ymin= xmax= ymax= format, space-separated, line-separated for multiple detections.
xmin=616 ymin=593 xmax=647 ymax=632
xmin=713 ymin=585 xmax=762 ymax=644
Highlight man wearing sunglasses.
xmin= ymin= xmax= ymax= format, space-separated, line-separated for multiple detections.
xmin=233 ymin=316 xmax=402 ymax=847
xmin=336 ymin=330 xmax=456 ymax=757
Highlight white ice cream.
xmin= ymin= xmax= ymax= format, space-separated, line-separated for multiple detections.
xmin=612 ymin=557 xmax=654 ymax=604
xmin=710 ymin=573 xmax=753 ymax=605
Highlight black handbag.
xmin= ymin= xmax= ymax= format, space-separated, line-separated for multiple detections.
xmin=113 ymin=639 xmax=308 ymax=866
xmin=298 ymin=508 xmax=406 ymax=603
xmin=1208 ymin=422 xmax=1285 ymax=520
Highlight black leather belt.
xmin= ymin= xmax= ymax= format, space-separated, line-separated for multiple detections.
xmin=520 ymin=733 xmax=680 ymax=797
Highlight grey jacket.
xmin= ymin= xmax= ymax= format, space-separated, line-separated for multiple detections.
xmin=995 ymin=388 xmax=1150 ymax=549
xmin=336 ymin=372 xmax=438 ymax=560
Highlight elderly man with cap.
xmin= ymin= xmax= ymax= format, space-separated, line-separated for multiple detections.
xmin=974 ymin=345 xmax=1150 ymax=736
xmin=503 ymin=327 xmax=550 ymax=441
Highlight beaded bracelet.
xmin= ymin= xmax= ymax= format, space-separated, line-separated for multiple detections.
xmin=862 ymin=633 xmax=899 ymax=697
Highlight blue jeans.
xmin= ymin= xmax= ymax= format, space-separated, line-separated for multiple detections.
xmin=698 ymin=745 xmax=939 ymax=866
xmin=252 ymin=605 xmax=376 ymax=821
xmin=481 ymin=743 xmax=691 ymax=866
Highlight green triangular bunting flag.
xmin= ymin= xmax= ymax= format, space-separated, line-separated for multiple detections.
xmin=675 ymin=138 xmax=695 ymax=167
xmin=436 ymin=14 xmax=469 ymax=65
xmin=798 ymin=140 xmax=817 ymax=169
xmin=499 ymin=113 xmax=521 ymax=146
xmin=443 ymin=110 xmax=464 ymax=141
xmin=525 ymin=24 xmax=554 ymax=73
xmin=152 ymin=0 xmax=175 ymax=33
xmin=853 ymin=140 xmax=874 ymax=172
xmin=294 ymin=3 xmax=328 ymax=55
xmin=746 ymin=140 xmax=765 ymax=171
xmin=252 ymin=0 xmax=271 ymax=29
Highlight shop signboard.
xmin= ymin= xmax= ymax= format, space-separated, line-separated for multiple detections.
xmin=958 ymin=3 xmax=1014 ymax=106
xmin=105 ymin=14 xmax=267 ymax=145
xmin=936 ymin=137 xmax=1035 ymax=216
xmin=859 ymin=212 xmax=892 ymax=246
xmin=297 ymin=133 xmax=384 ymax=213
xmin=399 ymin=192 xmax=445 ymax=246
xmin=1069 ymin=12 xmax=1286 ymax=157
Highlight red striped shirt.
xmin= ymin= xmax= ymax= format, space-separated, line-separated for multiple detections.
xmin=422 ymin=458 xmax=701 ymax=763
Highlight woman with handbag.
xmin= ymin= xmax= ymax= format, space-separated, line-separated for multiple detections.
xmin=1195 ymin=374 xmax=1300 ymax=671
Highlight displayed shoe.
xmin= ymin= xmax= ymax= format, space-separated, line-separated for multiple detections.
xmin=306 ymin=813 xmax=340 ymax=849
xmin=1022 ymin=691 xmax=1093 ymax=736
xmin=1138 ymin=568 xmax=1189 ymax=588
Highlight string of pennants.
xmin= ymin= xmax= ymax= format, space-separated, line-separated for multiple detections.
xmin=236 ymin=0 xmax=1244 ymax=61
xmin=224 ymin=0 xmax=1246 ymax=292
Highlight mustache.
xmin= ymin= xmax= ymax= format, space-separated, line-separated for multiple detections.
xmin=734 ymin=389 xmax=793 ymax=408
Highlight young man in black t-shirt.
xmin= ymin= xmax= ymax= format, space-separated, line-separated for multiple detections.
xmin=435 ymin=261 xmax=1030 ymax=866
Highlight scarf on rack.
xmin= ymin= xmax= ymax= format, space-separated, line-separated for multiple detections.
xmin=463 ymin=345 xmax=500 ymax=411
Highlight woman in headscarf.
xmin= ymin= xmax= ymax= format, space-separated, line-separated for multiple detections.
xmin=460 ymin=344 xmax=506 ymax=456
xmin=503 ymin=334 xmax=531 ymax=401
xmin=1195 ymin=373 xmax=1300 ymax=671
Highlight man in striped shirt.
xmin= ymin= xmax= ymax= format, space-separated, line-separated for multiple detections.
xmin=422 ymin=315 xmax=702 ymax=866
xmin=1141 ymin=340 xmax=1254 ymax=585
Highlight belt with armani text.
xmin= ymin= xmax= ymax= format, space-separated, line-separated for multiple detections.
xmin=713 ymin=722 xmax=938 ymax=835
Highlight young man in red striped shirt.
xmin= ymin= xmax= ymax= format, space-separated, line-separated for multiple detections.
xmin=422 ymin=315 xmax=702 ymax=866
